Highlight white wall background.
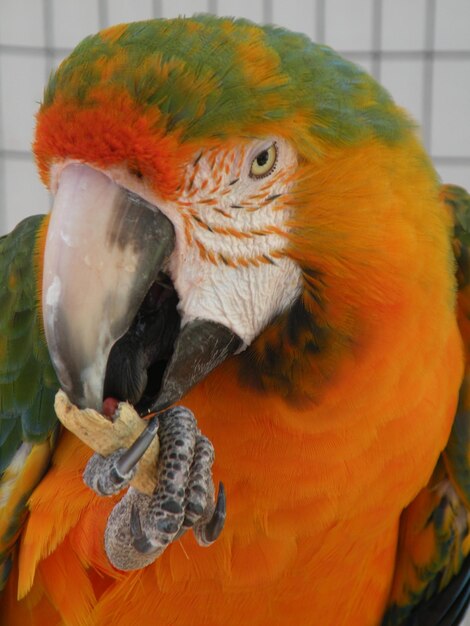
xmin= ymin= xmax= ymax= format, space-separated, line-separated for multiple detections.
xmin=0 ymin=0 xmax=470 ymax=235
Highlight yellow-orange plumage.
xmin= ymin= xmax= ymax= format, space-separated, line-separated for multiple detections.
xmin=2 ymin=137 xmax=463 ymax=623
xmin=1 ymin=15 xmax=468 ymax=626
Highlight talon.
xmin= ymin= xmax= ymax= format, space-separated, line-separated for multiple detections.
xmin=103 ymin=407 xmax=225 ymax=570
xmin=181 ymin=434 xmax=215 ymax=530
xmin=115 ymin=415 xmax=159 ymax=476
xmin=196 ymin=482 xmax=226 ymax=546
xmin=106 ymin=464 xmax=131 ymax=491
xmin=121 ymin=408 xmax=197 ymax=560
xmin=84 ymin=448 xmax=137 ymax=496
xmin=130 ymin=504 xmax=158 ymax=554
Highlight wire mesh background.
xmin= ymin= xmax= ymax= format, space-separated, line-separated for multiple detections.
xmin=1 ymin=0 xmax=470 ymax=235
xmin=0 ymin=1 xmax=470 ymax=622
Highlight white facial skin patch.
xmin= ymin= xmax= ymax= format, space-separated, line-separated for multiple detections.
xmin=164 ymin=137 xmax=303 ymax=346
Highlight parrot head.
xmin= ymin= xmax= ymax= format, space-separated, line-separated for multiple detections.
xmin=35 ymin=15 xmax=446 ymax=414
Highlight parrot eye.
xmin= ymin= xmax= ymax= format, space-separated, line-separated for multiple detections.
xmin=249 ymin=143 xmax=278 ymax=179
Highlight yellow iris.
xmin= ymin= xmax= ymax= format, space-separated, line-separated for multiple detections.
xmin=250 ymin=143 xmax=277 ymax=179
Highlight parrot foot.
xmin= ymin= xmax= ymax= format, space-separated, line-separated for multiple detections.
xmin=102 ymin=406 xmax=226 ymax=570
xmin=83 ymin=448 xmax=138 ymax=495
xmin=83 ymin=414 xmax=160 ymax=496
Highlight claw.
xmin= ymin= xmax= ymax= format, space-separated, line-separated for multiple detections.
xmin=197 ymin=482 xmax=226 ymax=546
xmin=106 ymin=463 xmax=131 ymax=492
xmin=115 ymin=415 xmax=159 ymax=476
xmin=84 ymin=448 xmax=137 ymax=496
xmin=130 ymin=504 xmax=158 ymax=555
xmin=103 ymin=409 xmax=225 ymax=570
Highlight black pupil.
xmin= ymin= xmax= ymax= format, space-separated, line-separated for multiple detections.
xmin=256 ymin=150 xmax=269 ymax=167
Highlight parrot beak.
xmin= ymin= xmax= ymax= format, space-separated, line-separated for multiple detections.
xmin=43 ymin=164 xmax=241 ymax=412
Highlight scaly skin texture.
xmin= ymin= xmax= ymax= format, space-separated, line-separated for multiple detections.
xmin=0 ymin=16 xmax=467 ymax=626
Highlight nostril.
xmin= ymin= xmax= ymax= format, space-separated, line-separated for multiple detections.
xmin=130 ymin=167 xmax=144 ymax=180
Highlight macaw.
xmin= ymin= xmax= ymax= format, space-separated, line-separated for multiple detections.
xmin=1 ymin=14 xmax=470 ymax=626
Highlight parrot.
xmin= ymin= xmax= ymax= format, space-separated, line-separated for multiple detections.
xmin=1 ymin=13 xmax=470 ymax=626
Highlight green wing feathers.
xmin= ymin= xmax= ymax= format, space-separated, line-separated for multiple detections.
xmin=0 ymin=215 xmax=59 ymax=589
xmin=383 ymin=185 xmax=470 ymax=625
xmin=382 ymin=460 xmax=470 ymax=625
xmin=445 ymin=184 xmax=470 ymax=513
